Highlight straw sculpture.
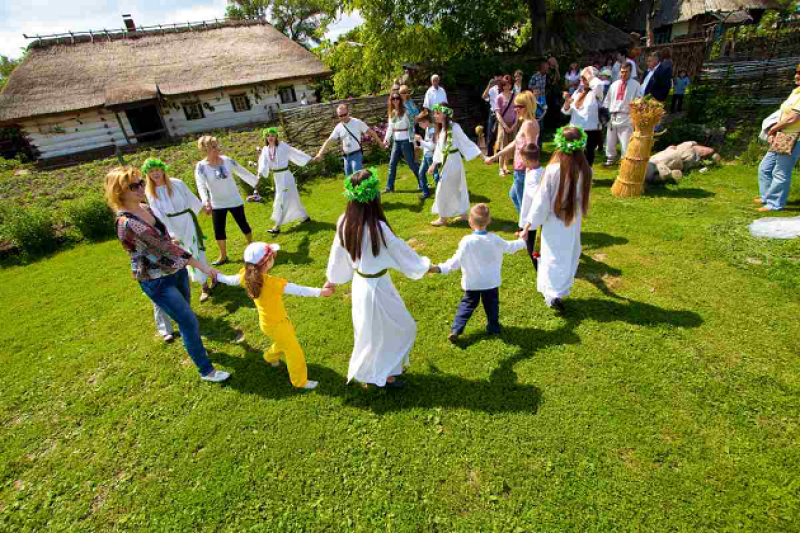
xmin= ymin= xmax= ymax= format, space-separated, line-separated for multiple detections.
xmin=611 ymin=96 xmax=665 ymax=198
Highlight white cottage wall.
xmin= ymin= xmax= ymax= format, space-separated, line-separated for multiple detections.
xmin=21 ymin=109 xmax=136 ymax=159
xmin=163 ymin=83 xmax=316 ymax=137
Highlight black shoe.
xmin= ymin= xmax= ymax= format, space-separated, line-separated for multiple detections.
xmin=448 ymin=331 xmax=460 ymax=344
xmin=385 ymin=379 xmax=406 ymax=389
xmin=212 ymin=257 xmax=228 ymax=266
xmin=487 ymin=327 xmax=502 ymax=336
xmin=551 ymin=298 xmax=566 ymax=315
xmin=299 ymin=217 xmax=311 ymax=224
xmin=267 ymin=228 xmax=280 ymax=235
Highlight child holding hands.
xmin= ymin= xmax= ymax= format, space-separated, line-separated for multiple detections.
xmin=216 ymin=242 xmax=332 ymax=390
xmin=429 ymin=203 xmax=526 ymax=342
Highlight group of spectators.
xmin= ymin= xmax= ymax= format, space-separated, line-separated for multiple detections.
xmin=481 ymin=47 xmax=694 ymax=168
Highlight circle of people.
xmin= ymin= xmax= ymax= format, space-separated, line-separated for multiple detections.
xmin=103 ymin=50 xmax=689 ymax=390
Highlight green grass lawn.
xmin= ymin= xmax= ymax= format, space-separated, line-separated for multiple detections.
xmin=1 ymin=138 xmax=800 ymax=531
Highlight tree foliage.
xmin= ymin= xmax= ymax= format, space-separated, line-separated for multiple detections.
xmin=0 ymin=55 xmax=21 ymax=91
xmin=226 ymin=0 xmax=338 ymax=47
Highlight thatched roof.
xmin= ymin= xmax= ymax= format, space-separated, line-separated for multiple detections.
xmin=0 ymin=20 xmax=330 ymax=124
xmin=629 ymin=0 xmax=780 ymax=32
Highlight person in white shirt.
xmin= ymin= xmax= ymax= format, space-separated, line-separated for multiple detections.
xmin=519 ymin=127 xmax=593 ymax=314
xmin=194 ymin=135 xmax=259 ymax=266
xmin=482 ymin=75 xmax=502 ymax=157
xmin=603 ymin=62 xmax=642 ymax=167
xmin=258 ymin=127 xmax=312 ymax=235
xmin=383 ymin=92 xmax=421 ymax=195
xmin=313 ymin=104 xmax=382 ymax=176
xmin=561 ymin=73 xmax=601 ymax=166
xmin=325 ymin=169 xmax=431 ymax=389
xmin=423 ymin=74 xmax=448 ymax=110
xmin=428 ymin=203 xmax=526 ymax=342
xmin=414 ymin=111 xmax=439 ymax=195
xmin=516 ymin=142 xmax=545 ymax=271
xmin=611 ymin=48 xmax=638 ymax=82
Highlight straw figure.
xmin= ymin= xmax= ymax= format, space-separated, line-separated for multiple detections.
xmin=611 ymin=96 xmax=665 ymax=198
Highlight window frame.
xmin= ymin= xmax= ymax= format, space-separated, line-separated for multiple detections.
xmin=278 ymin=86 xmax=297 ymax=105
xmin=182 ymin=102 xmax=205 ymax=121
xmin=230 ymin=93 xmax=252 ymax=113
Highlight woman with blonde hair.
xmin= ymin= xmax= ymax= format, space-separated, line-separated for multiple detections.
xmin=519 ymin=127 xmax=593 ymax=313
xmin=106 ymin=166 xmax=229 ymax=382
xmin=194 ymin=135 xmax=259 ymax=266
xmin=485 ymin=90 xmax=539 ymax=214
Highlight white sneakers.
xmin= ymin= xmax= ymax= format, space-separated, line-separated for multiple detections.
xmin=201 ymin=369 xmax=231 ymax=383
xmin=302 ymin=381 xmax=319 ymax=390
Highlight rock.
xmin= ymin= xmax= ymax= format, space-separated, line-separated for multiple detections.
xmin=14 ymin=169 xmax=31 ymax=176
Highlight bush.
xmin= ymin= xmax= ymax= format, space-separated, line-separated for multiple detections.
xmin=1 ymin=206 xmax=59 ymax=256
xmin=65 ymin=196 xmax=116 ymax=241
xmin=739 ymin=138 xmax=769 ymax=167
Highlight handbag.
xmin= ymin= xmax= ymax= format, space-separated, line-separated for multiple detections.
xmin=598 ymin=107 xmax=611 ymax=127
xmin=769 ymin=131 xmax=799 ymax=155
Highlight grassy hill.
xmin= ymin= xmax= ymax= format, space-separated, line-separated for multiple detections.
xmin=1 ymin=133 xmax=799 ymax=531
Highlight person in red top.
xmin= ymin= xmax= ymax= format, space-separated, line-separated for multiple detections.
xmin=106 ymin=166 xmax=229 ymax=383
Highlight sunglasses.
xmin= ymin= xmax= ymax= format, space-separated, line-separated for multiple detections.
xmin=128 ymin=181 xmax=145 ymax=191
xmin=391 ymin=97 xmax=401 ymax=101
xmin=513 ymin=104 xmax=525 ymax=108
xmin=338 ymin=113 xmax=348 ymax=118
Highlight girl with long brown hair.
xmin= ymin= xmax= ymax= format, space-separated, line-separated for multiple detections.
xmin=325 ymin=169 xmax=431 ymax=388
xmin=383 ymin=92 xmax=420 ymax=194
xmin=215 ymin=242 xmax=333 ymax=390
xmin=519 ymin=127 xmax=593 ymax=313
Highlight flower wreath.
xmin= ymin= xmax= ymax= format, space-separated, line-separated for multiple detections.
xmin=262 ymin=127 xmax=279 ymax=139
xmin=141 ymin=158 xmax=169 ymax=176
xmin=432 ymin=103 xmax=454 ymax=117
xmin=343 ymin=168 xmax=381 ymax=203
xmin=553 ymin=126 xmax=588 ymax=155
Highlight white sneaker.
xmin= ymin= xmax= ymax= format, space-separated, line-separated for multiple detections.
xmin=201 ymin=369 xmax=231 ymax=383
xmin=302 ymin=380 xmax=319 ymax=390
xmin=270 ymin=362 xmax=280 ymax=368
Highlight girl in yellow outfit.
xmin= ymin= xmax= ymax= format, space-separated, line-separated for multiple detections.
xmin=216 ymin=242 xmax=332 ymax=390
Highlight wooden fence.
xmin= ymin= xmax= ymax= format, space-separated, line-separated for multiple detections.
xmin=633 ymin=39 xmax=709 ymax=79
xmin=277 ymin=88 xmax=486 ymax=155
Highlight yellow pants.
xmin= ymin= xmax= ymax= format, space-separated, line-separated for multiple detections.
xmin=260 ymin=319 xmax=308 ymax=388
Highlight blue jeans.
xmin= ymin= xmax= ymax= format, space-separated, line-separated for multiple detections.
xmin=510 ymin=169 xmax=526 ymax=213
xmin=417 ymin=153 xmax=439 ymax=195
xmin=139 ymin=268 xmax=213 ymax=376
xmin=452 ymin=288 xmax=500 ymax=334
xmin=342 ymin=150 xmax=363 ymax=176
xmin=758 ymin=141 xmax=800 ymax=210
xmin=386 ymin=139 xmax=420 ymax=191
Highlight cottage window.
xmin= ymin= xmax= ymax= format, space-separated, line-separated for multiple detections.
xmin=278 ymin=86 xmax=297 ymax=104
xmin=230 ymin=94 xmax=252 ymax=113
xmin=183 ymin=103 xmax=205 ymax=121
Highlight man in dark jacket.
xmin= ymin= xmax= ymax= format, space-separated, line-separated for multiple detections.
xmin=642 ymin=52 xmax=672 ymax=103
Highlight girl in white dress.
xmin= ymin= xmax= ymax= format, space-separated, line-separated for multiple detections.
xmin=428 ymin=104 xmax=482 ymax=227
xmin=519 ymin=127 xmax=593 ymax=314
xmin=258 ymin=127 xmax=313 ymax=235
xmin=325 ymin=169 xmax=431 ymax=388
xmin=143 ymin=159 xmax=215 ymax=341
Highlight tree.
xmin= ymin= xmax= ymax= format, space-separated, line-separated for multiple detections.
xmin=226 ymin=0 xmax=338 ymax=47
xmin=0 ymin=55 xmax=21 ymax=91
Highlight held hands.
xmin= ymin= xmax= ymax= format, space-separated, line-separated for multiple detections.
xmin=207 ymin=267 xmax=222 ymax=281
xmin=427 ymin=266 xmax=440 ymax=275
xmin=484 ymin=155 xmax=496 ymax=165
xmin=516 ymin=225 xmax=530 ymax=240
xmin=427 ymin=165 xmax=436 ymax=176
xmin=204 ymin=203 xmax=212 ymax=215
xmin=415 ymin=134 xmax=423 ymax=143
xmin=320 ymin=286 xmax=334 ymax=298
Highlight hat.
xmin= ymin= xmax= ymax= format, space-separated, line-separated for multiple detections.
xmin=600 ymin=68 xmax=612 ymax=78
xmin=243 ymin=242 xmax=281 ymax=264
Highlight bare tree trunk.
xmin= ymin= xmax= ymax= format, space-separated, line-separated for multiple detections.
xmin=526 ymin=0 xmax=549 ymax=55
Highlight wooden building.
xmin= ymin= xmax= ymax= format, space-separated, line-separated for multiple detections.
xmin=0 ymin=18 xmax=330 ymax=160
xmin=629 ymin=0 xmax=780 ymax=44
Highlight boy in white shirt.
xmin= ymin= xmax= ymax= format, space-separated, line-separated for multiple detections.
xmin=414 ymin=111 xmax=439 ymax=197
xmin=429 ymin=203 xmax=526 ymax=342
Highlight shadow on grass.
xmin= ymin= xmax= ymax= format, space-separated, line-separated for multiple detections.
xmin=383 ymin=197 xmax=427 ymax=214
xmin=593 ymin=178 xmax=616 ymax=189
xmin=277 ymin=235 xmax=314 ymax=266
xmin=291 ymin=219 xmax=337 ymax=236
xmin=582 ymin=232 xmax=628 ymax=251
xmin=647 ymin=186 xmax=716 ymax=199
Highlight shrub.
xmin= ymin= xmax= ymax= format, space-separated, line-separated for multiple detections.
xmin=65 ymin=196 xmax=116 ymax=241
xmin=1 ymin=206 xmax=59 ymax=256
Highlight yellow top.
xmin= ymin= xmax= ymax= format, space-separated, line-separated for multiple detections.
xmin=239 ymin=268 xmax=288 ymax=327
xmin=780 ymin=87 xmax=800 ymax=134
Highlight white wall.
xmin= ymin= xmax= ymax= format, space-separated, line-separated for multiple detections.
xmin=162 ymin=82 xmax=317 ymax=137
xmin=21 ymin=109 xmax=136 ymax=159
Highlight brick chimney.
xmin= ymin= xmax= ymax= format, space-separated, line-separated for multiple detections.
xmin=122 ymin=14 xmax=136 ymax=32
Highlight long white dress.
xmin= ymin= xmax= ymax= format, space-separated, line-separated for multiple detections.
xmin=431 ymin=123 xmax=482 ymax=218
xmin=524 ymin=163 xmax=587 ymax=305
xmin=257 ymin=142 xmax=312 ymax=226
xmin=146 ymin=179 xmax=208 ymax=285
xmin=326 ymin=216 xmax=431 ymax=386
